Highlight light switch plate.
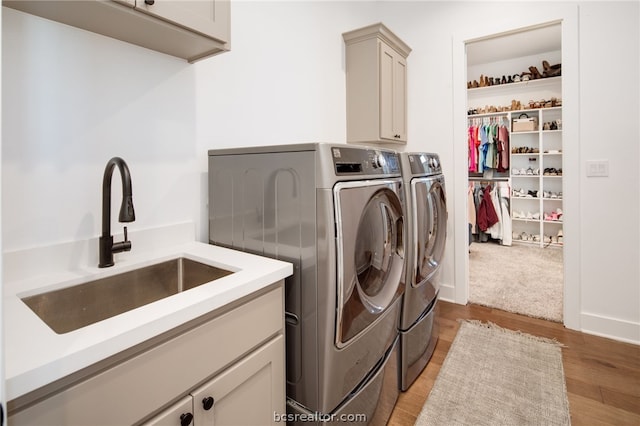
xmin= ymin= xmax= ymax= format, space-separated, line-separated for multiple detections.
xmin=586 ymin=160 xmax=609 ymax=177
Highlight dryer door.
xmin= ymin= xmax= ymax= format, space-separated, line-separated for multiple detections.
xmin=334 ymin=179 xmax=405 ymax=347
xmin=412 ymin=175 xmax=447 ymax=287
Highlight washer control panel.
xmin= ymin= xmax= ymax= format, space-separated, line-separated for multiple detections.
xmin=332 ymin=146 xmax=400 ymax=176
xmin=408 ymin=153 xmax=442 ymax=176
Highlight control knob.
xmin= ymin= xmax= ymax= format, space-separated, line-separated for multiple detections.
xmin=429 ymin=156 xmax=439 ymax=169
xmin=372 ymin=154 xmax=386 ymax=169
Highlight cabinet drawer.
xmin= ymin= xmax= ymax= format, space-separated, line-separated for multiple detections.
xmin=9 ymin=285 xmax=284 ymax=425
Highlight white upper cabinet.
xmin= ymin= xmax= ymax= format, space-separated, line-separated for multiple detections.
xmin=3 ymin=0 xmax=231 ymax=63
xmin=343 ymin=23 xmax=411 ymax=145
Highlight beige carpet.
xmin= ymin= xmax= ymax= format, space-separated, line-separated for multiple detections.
xmin=469 ymin=242 xmax=563 ymax=322
xmin=415 ymin=320 xmax=570 ymax=426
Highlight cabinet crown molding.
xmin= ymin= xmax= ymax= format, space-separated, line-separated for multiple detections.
xmin=342 ymin=22 xmax=412 ymax=57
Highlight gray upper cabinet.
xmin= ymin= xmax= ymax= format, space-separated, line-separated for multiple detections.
xmin=3 ymin=0 xmax=230 ymax=63
xmin=343 ymin=23 xmax=411 ymax=145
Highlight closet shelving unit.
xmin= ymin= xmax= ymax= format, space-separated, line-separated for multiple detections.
xmin=468 ymin=76 xmax=563 ymax=248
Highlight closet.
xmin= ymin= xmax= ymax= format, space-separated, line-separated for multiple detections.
xmin=466 ymin=23 xmax=563 ymax=248
xmin=465 ymin=23 xmax=565 ymax=323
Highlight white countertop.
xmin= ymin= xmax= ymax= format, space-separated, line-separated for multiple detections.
xmin=3 ymin=225 xmax=293 ymax=402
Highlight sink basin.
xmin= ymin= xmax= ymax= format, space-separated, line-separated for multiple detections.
xmin=21 ymin=257 xmax=234 ymax=334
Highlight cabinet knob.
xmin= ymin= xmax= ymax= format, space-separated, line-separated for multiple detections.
xmin=144 ymin=0 xmax=155 ymax=5
xmin=202 ymin=396 xmax=215 ymax=410
xmin=180 ymin=413 xmax=194 ymax=426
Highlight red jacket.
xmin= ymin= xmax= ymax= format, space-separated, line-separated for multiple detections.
xmin=477 ymin=185 xmax=499 ymax=231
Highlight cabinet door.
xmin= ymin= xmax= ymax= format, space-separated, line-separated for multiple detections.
xmin=393 ymin=55 xmax=408 ymax=141
xmin=379 ymin=42 xmax=407 ymax=142
xmin=144 ymin=396 xmax=194 ymax=426
xmin=135 ymin=0 xmax=230 ymax=43
xmin=191 ymin=335 xmax=285 ymax=425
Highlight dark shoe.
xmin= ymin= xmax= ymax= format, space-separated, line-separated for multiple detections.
xmin=529 ymin=66 xmax=543 ymax=79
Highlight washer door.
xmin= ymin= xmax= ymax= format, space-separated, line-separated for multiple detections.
xmin=412 ymin=175 xmax=447 ymax=287
xmin=334 ymin=179 xmax=405 ymax=347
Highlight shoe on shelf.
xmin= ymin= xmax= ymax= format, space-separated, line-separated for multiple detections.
xmin=543 ymin=190 xmax=551 ymax=198
xmin=526 ymin=211 xmax=533 ymax=220
xmin=557 ymin=208 xmax=563 ymax=220
xmin=532 ymin=212 xmax=541 ymax=220
xmin=520 ymin=232 xmax=530 ymax=241
xmin=512 ymin=168 xmax=520 ymax=175
xmin=529 ymin=66 xmax=543 ymax=79
xmin=532 ymin=234 xmax=540 ymax=242
xmin=557 ymin=229 xmax=564 ymax=244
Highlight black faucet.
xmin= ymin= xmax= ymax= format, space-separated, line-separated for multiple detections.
xmin=99 ymin=157 xmax=135 ymax=268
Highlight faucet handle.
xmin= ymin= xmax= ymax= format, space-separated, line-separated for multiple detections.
xmin=111 ymin=226 xmax=132 ymax=254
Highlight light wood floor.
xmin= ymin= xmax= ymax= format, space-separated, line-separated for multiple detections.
xmin=388 ymin=301 xmax=640 ymax=426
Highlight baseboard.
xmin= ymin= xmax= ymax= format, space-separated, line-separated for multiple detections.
xmin=438 ymin=283 xmax=456 ymax=303
xmin=580 ymin=312 xmax=640 ymax=345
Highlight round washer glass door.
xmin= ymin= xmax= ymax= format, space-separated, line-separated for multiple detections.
xmin=334 ymin=179 xmax=405 ymax=347
xmin=412 ymin=175 xmax=447 ymax=287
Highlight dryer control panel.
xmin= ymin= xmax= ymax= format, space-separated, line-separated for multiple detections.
xmin=331 ymin=146 xmax=400 ymax=176
xmin=407 ymin=153 xmax=441 ymax=176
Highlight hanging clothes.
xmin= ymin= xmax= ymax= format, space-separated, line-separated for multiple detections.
xmin=485 ymin=123 xmax=497 ymax=170
xmin=496 ymin=124 xmax=510 ymax=172
xmin=487 ymin=182 xmax=511 ymax=243
xmin=467 ymin=117 xmax=510 ymax=174
xmin=498 ymin=183 xmax=512 ymax=246
xmin=477 ymin=184 xmax=499 ymax=232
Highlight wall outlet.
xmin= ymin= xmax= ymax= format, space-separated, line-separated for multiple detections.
xmin=586 ymin=160 xmax=609 ymax=177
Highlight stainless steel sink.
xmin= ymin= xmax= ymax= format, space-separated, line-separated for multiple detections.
xmin=21 ymin=257 xmax=234 ymax=334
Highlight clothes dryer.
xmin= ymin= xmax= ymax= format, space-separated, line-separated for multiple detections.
xmin=398 ymin=152 xmax=447 ymax=391
xmin=208 ymin=143 xmax=405 ymax=424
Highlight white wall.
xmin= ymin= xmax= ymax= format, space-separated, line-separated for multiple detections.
xmin=577 ymin=2 xmax=639 ymax=341
xmin=2 ymin=7 xmax=203 ymax=251
xmin=2 ymin=1 xmax=638 ymax=343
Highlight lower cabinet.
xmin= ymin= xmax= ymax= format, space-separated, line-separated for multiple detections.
xmin=8 ymin=284 xmax=285 ymax=426
xmin=145 ymin=335 xmax=284 ymax=426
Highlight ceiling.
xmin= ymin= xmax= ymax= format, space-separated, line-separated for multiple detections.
xmin=466 ymin=23 xmax=561 ymax=66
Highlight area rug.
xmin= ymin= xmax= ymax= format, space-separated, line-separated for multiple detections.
xmin=469 ymin=242 xmax=563 ymax=322
xmin=415 ymin=320 xmax=570 ymax=426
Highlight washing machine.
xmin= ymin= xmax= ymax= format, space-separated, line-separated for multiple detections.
xmin=208 ymin=143 xmax=405 ymax=424
xmin=398 ymin=152 xmax=447 ymax=391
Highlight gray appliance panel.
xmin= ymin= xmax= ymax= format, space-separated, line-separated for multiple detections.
xmin=399 ymin=298 xmax=439 ymax=391
xmin=397 ymin=151 xmax=446 ymax=391
xmin=209 ymin=149 xmax=319 ymax=403
xmin=333 ymin=179 xmax=405 ymax=347
xmin=208 ymin=143 xmax=404 ymax=416
xmin=287 ymin=336 xmax=400 ymax=426
xmin=402 ymin=152 xmax=442 ymax=177
xmin=400 ymin=174 xmax=447 ymax=329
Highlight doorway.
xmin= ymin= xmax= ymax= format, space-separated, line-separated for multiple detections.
xmin=465 ymin=23 xmax=564 ymax=322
